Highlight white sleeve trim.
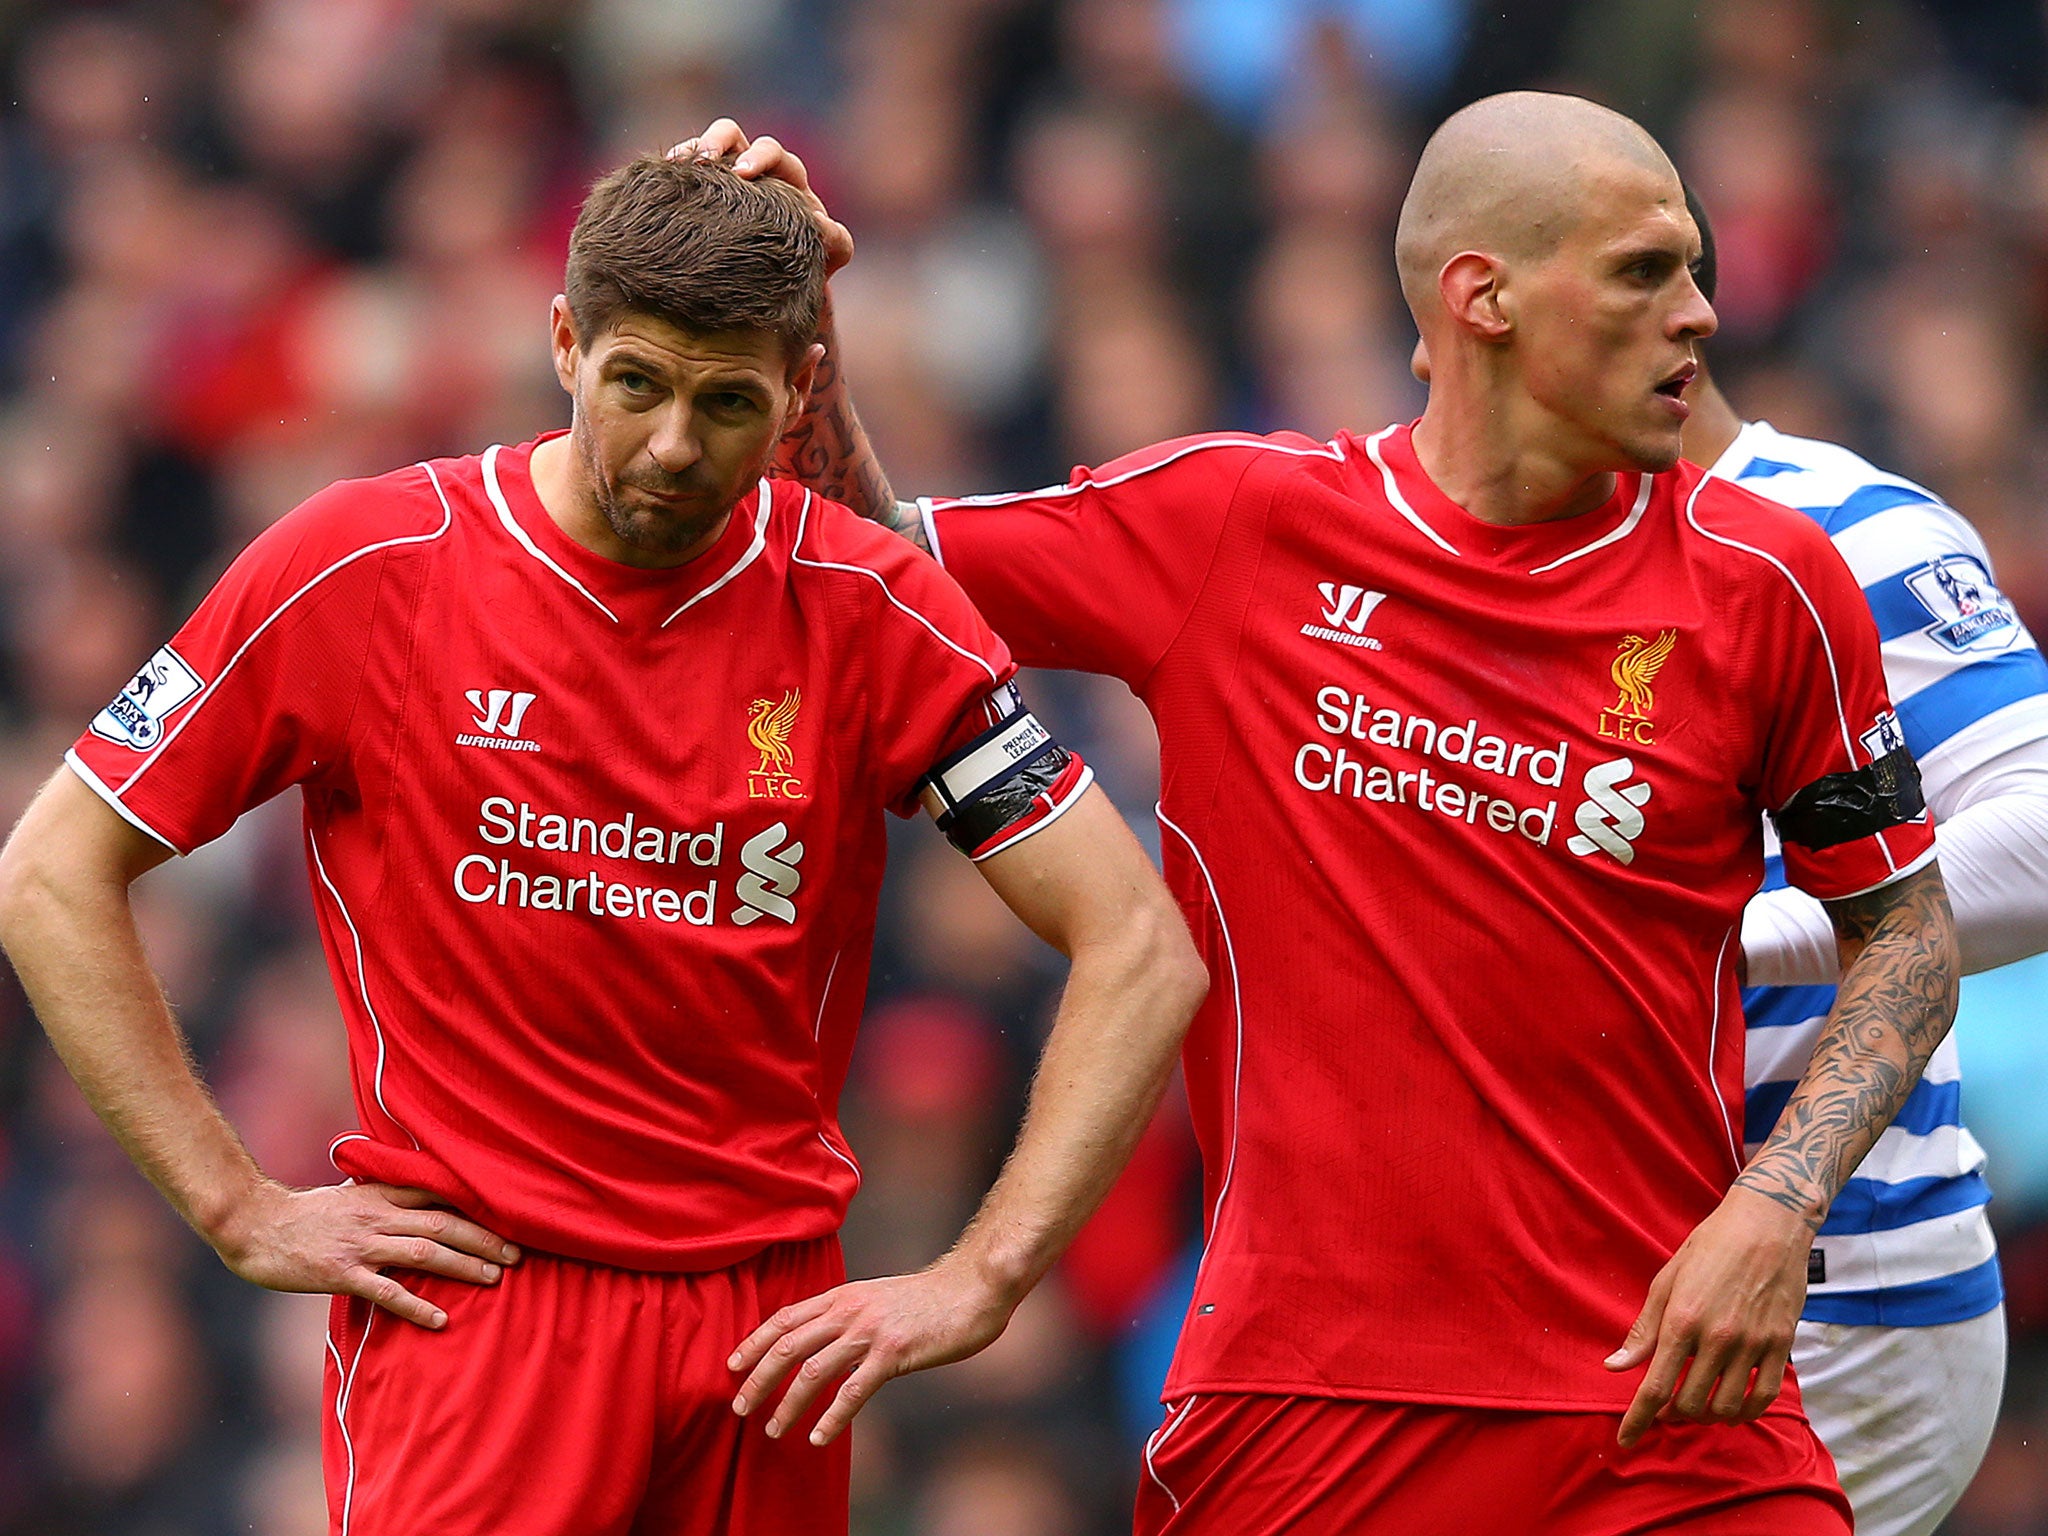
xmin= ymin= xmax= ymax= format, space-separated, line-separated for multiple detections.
xmin=967 ymin=763 xmax=1095 ymax=862
xmin=63 ymin=751 xmax=180 ymax=853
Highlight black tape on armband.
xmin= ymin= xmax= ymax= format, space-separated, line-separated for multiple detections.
xmin=935 ymin=744 xmax=1076 ymax=856
xmin=1771 ymin=746 xmax=1926 ymax=852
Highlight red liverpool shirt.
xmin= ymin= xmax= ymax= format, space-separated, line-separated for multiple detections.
xmin=923 ymin=423 xmax=1933 ymax=1411
xmin=70 ymin=434 xmax=1022 ymax=1272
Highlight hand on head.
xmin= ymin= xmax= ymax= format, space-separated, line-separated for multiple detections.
xmin=671 ymin=119 xmax=854 ymax=275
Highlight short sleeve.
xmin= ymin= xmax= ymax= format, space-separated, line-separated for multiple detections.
xmin=921 ymin=432 xmax=1296 ymax=685
xmin=1846 ymin=498 xmax=2048 ymax=787
xmin=66 ymin=475 xmax=428 ymax=854
xmin=806 ymin=504 xmax=1022 ymax=817
xmin=1755 ymin=516 xmax=1939 ymax=900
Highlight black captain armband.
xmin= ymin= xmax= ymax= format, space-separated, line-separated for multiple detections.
xmin=1771 ymin=745 xmax=1927 ymax=852
xmin=920 ymin=685 xmax=1094 ymax=861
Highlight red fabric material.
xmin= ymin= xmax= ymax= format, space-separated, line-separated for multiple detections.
xmin=71 ymin=439 xmax=1016 ymax=1271
xmin=1133 ymin=1393 xmax=1850 ymax=1536
xmin=322 ymin=1237 xmax=850 ymax=1536
xmin=929 ymin=424 xmax=1931 ymax=1409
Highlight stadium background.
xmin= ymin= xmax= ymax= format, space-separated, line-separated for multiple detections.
xmin=0 ymin=0 xmax=2044 ymax=1531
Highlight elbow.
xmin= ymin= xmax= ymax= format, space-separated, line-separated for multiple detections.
xmin=0 ymin=831 xmax=41 ymax=952
xmin=1127 ymin=890 xmax=1209 ymax=1035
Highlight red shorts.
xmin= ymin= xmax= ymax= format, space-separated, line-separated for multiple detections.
xmin=322 ymin=1236 xmax=849 ymax=1536
xmin=1134 ymin=1394 xmax=1852 ymax=1536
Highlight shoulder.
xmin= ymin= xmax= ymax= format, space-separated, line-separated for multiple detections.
xmin=224 ymin=460 xmax=456 ymax=600
xmin=1681 ymin=462 xmax=1846 ymax=569
xmin=784 ymin=482 xmax=942 ymax=584
xmin=784 ymin=486 xmax=1009 ymax=675
xmin=929 ymin=429 xmax=1345 ymax=515
xmin=1719 ymin=424 xmax=1990 ymax=578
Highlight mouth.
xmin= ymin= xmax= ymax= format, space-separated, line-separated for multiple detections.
xmin=1653 ymin=361 xmax=1697 ymax=416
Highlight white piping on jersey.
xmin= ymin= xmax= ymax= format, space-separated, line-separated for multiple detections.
xmin=813 ymin=947 xmax=843 ymax=1042
xmin=1706 ymin=925 xmax=1743 ymax=1171
xmin=1822 ymin=841 xmax=1938 ymax=901
xmin=308 ymin=829 xmax=420 ymax=1150
xmin=1527 ymin=474 xmax=1655 ymax=575
xmin=968 ymin=763 xmax=1096 ymax=862
xmin=660 ymin=480 xmax=773 ymax=627
xmin=921 ymin=431 xmax=1346 ymax=513
xmin=113 ymin=463 xmax=457 ymax=798
xmin=807 ymin=946 xmax=863 ymax=1188
xmin=480 ymin=444 xmax=621 ymax=622
xmin=326 ymin=1306 xmax=374 ymax=1536
xmin=63 ymin=750 xmax=177 ymax=851
xmin=1682 ymin=478 xmax=1896 ymax=879
xmin=1157 ymin=806 xmax=1244 ymax=1274
xmin=1143 ymin=1395 xmax=1197 ymax=1514
xmin=1361 ymin=426 xmax=1462 ymax=556
xmin=789 ymin=490 xmax=1002 ymax=685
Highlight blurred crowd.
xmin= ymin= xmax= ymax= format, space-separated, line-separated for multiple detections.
xmin=0 ymin=1 xmax=2045 ymax=1532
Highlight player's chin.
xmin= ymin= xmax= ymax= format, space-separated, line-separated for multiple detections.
xmin=1619 ymin=426 xmax=1684 ymax=475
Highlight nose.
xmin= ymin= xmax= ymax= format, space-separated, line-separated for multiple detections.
xmin=647 ymin=404 xmax=703 ymax=474
xmin=1674 ymin=269 xmax=1717 ymax=342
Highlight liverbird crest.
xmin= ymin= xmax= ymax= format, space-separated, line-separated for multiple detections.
xmin=1609 ymin=630 xmax=1678 ymax=720
xmin=747 ymin=689 xmax=802 ymax=774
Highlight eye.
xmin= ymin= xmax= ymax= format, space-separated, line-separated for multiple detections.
xmin=705 ymin=392 xmax=761 ymax=416
xmin=617 ymin=370 xmax=656 ymax=394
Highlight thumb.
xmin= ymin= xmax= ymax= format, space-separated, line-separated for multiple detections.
xmin=1605 ymin=1273 xmax=1670 ymax=1371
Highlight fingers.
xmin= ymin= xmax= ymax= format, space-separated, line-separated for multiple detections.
xmin=668 ymin=118 xmax=750 ymax=162
xmin=345 ymin=1264 xmax=447 ymax=1330
xmin=735 ymin=136 xmax=804 ymax=187
xmin=809 ymin=1355 xmax=894 ymax=1445
xmin=733 ymin=1310 xmax=852 ymax=1419
xmin=380 ymin=1197 xmax=520 ymax=1265
xmin=763 ymin=1333 xmax=871 ymax=1439
xmin=1740 ymin=1340 xmax=1791 ymax=1421
xmin=362 ymin=1233 xmax=505 ymax=1288
xmin=1617 ymin=1328 xmax=1689 ymax=1448
xmin=729 ymin=1292 xmax=834 ymax=1383
xmin=1605 ymin=1266 xmax=1670 ymax=1373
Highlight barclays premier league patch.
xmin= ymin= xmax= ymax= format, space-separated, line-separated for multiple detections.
xmin=91 ymin=645 xmax=205 ymax=750
xmin=1905 ymin=555 xmax=2020 ymax=654
xmin=1860 ymin=709 xmax=1906 ymax=762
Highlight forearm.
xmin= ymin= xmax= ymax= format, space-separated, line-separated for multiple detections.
xmin=943 ymin=907 xmax=1200 ymax=1301
xmin=0 ymin=860 xmax=265 ymax=1243
xmin=1735 ymin=864 xmax=1958 ymax=1226
xmin=775 ymin=294 xmax=911 ymax=532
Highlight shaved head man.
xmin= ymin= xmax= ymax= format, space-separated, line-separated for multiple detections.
xmin=1399 ymin=92 xmax=1714 ymax=519
xmin=700 ymin=94 xmax=1955 ymax=1535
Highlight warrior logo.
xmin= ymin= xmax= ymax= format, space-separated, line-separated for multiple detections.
xmin=734 ymin=822 xmax=804 ymax=925
xmin=1302 ymin=583 xmax=1388 ymax=650
xmin=1566 ymin=757 xmax=1654 ymax=865
xmin=457 ymin=689 xmax=540 ymax=752
xmin=747 ymin=690 xmax=807 ymax=800
xmin=1600 ymin=629 xmax=1678 ymax=746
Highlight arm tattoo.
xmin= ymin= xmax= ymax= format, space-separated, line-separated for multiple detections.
xmin=1734 ymin=864 xmax=1959 ymax=1230
xmin=773 ymin=329 xmax=902 ymax=531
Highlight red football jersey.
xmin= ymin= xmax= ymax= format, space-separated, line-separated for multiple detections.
xmin=71 ymin=434 xmax=1025 ymax=1272
xmin=923 ymin=423 xmax=1933 ymax=1411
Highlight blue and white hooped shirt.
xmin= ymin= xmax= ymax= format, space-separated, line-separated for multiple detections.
xmin=1717 ymin=420 xmax=2048 ymax=1328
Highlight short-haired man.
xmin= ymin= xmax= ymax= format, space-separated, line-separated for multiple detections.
xmin=0 ymin=154 xmax=1206 ymax=1536
xmin=1676 ymin=196 xmax=2048 ymax=1536
xmin=697 ymin=96 xmax=1959 ymax=1534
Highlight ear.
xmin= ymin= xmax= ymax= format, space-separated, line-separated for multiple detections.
xmin=786 ymin=340 xmax=826 ymax=410
xmin=1437 ymin=252 xmax=1512 ymax=342
xmin=548 ymin=296 xmax=581 ymax=394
